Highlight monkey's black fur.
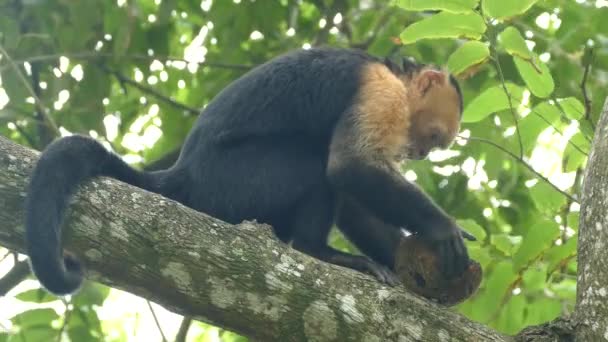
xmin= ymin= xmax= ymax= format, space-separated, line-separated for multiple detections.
xmin=25 ymin=47 xmax=467 ymax=295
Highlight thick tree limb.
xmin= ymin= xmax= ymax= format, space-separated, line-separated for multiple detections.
xmin=0 ymin=259 xmax=31 ymax=296
xmin=0 ymin=136 xmax=507 ymax=341
xmin=576 ymin=98 xmax=608 ymax=341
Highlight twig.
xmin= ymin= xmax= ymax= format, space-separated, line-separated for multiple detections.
xmin=480 ymin=7 xmax=524 ymax=158
xmin=31 ymin=61 xmax=55 ymax=148
xmin=491 ymin=52 xmax=524 ymax=158
xmin=581 ymin=47 xmax=595 ymax=131
xmin=530 ymin=106 xmax=589 ymax=156
xmin=458 ymin=135 xmax=578 ymax=203
xmin=551 ymin=96 xmax=593 ymax=144
xmin=0 ymin=44 xmax=60 ymax=136
xmin=0 ymin=250 xmax=9 ymax=262
xmin=13 ymin=123 xmax=37 ymax=148
xmin=98 ymin=64 xmax=201 ymax=116
xmin=350 ymin=8 xmax=394 ymax=50
xmin=174 ymin=316 xmax=193 ymax=342
xmin=56 ymin=299 xmax=72 ymax=342
xmin=2 ymin=52 xmax=254 ymax=72
xmin=146 ymin=300 xmax=168 ymax=342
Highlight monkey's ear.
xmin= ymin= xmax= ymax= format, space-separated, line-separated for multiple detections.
xmin=417 ymin=70 xmax=446 ymax=95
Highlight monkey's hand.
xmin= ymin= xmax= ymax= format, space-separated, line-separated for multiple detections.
xmin=418 ymin=220 xmax=476 ymax=279
xmin=394 ymin=233 xmax=482 ymax=306
xmin=327 ymin=254 xmax=401 ymax=286
xmin=360 ymin=259 xmax=401 ymax=287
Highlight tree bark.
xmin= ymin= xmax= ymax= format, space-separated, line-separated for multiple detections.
xmin=0 ymin=136 xmax=507 ymax=341
xmin=575 ymin=98 xmax=608 ymax=341
xmin=3 ymin=99 xmax=608 ymax=341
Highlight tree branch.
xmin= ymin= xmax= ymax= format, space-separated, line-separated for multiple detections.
xmin=2 ymin=52 xmax=254 ymax=72
xmin=98 ymin=64 xmax=201 ymax=116
xmin=581 ymin=47 xmax=595 ymax=131
xmin=0 ymin=44 xmax=60 ymax=137
xmin=575 ymin=97 xmax=608 ymax=340
xmin=0 ymin=136 xmax=509 ymax=341
xmin=0 ymin=259 xmax=30 ymax=296
xmin=458 ymin=136 xmax=578 ymax=203
xmin=174 ymin=316 xmax=192 ymax=342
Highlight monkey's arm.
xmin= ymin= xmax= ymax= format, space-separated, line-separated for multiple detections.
xmin=327 ymin=115 xmax=470 ymax=276
xmin=336 ymin=196 xmax=402 ymax=270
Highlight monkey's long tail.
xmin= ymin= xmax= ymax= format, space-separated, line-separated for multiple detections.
xmin=25 ymin=135 xmax=161 ymax=295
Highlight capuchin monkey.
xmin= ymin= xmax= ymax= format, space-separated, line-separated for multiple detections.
xmin=25 ymin=47 xmax=474 ymax=295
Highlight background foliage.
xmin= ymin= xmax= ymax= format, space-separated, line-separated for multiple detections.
xmin=0 ymin=0 xmax=606 ymax=340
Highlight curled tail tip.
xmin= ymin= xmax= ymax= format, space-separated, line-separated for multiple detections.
xmin=29 ymin=252 xmax=85 ymax=296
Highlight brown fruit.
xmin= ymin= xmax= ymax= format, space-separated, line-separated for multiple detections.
xmin=394 ymin=234 xmax=482 ymax=306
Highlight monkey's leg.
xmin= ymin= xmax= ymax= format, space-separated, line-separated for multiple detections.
xmin=290 ymin=183 xmax=399 ymax=286
xmin=335 ymin=195 xmax=403 ymax=271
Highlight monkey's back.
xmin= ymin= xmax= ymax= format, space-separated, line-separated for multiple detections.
xmin=164 ymin=47 xmax=378 ymax=224
xmin=182 ymin=47 xmax=376 ymax=152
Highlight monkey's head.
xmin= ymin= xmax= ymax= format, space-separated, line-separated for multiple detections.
xmin=404 ymin=69 xmax=463 ymax=160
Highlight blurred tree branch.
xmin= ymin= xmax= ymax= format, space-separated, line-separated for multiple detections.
xmin=0 ymin=259 xmax=30 ymax=296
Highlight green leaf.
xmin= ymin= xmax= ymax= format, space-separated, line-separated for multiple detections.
xmin=567 ymin=212 xmax=579 ymax=231
xmin=15 ymin=288 xmax=59 ymax=304
xmin=393 ymin=0 xmax=479 ymax=13
xmin=514 ymin=55 xmax=555 ymax=98
xmin=73 ymin=282 xmax=111 ymax=307
xmin=551 ymin=279 xmax=577 ymax=299
xmin=462 ymin=83 xmax=524 ymax=123
xmin=495 ymin=294 xmax=526 ymax=335
xmin=484 ymin=261 xmax=518 ymax=305
xmin=519 ymin=102 xmax=561 ymax=153
xmin=544 ymin=236 xmax=577 ymax=273
xmin=66 ymin=308 xmax=103 ymax=342
xmin=1 ymin=66 xmax=29 ymax=103
xmin=447 ymin=41 xmax=490 ymax=77
xmin=466 ymin=245 xmax=492 ymax=269
xmin=68 ymin=325 xmax=100 ymax=342
xmin=563 ymin=132 xmax=589 ymax=172
xmin=523 ymin=297 xmax=562 ymax=326
xmin=220 ymin=331 xmax=249 ymax=342
xmin=498 ymin=26 xmax=531 ymax=60
xmin=557 ymin=97 xmax=585 ymax=120
xmin=522 ymin=265 xmax=547 ymax=292
xmin=513 ymin=219 xmax=560 ymax=271
xmin=491 ymin=234 xmax=522 ymax=256
xmin=158 ymin=0 xmax=177 ymax=25
xmin=399 ymin=12 xmax=486 ymax=44
xmin=457 ymin=219 xmax=487 ymax=241
xmin=530 ymin=181 xmax=567 ymax=213
xmin=11 ymin=326 xmax=58 ymax=342
xmin=11 ymin=308 xmax=59 ymax=327
xmin=482 ymin=0 xmax=539 ymax=20
xmin=58 ymin=64 xmax=111 ymax=134
xmin=0 ymin=16 xmax=20 ymax=50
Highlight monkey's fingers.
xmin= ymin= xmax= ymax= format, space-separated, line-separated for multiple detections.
xmin=451 ymin=238 xmax=470 ymax=275
xmin=440 ymin=239 xmax=468 ymax=278
xmin=438 ymin=242 xmax=452 ymax=277
xmin=366 ymin=262 xmax=400 ymax=286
